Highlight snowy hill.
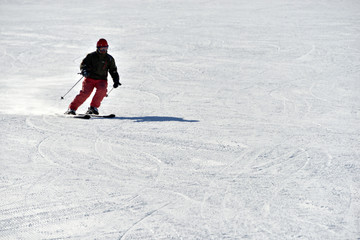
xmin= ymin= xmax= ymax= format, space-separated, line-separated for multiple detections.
xmin=0 ymin=0 xmax=359 ymax=239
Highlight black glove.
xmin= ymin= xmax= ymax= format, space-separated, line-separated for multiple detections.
xmin=113 ymin=79 xmax=121 ymax=88
xmin=81 ymin=69 xmax=90 ymax=78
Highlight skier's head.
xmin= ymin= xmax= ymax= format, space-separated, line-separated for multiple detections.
xmin=97 ymin=38 xmax=108 ymax=54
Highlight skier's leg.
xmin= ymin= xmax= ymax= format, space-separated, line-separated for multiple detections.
xmin=90 ymin=80 xmax=108 ymax=108
xmin=69 ymin=78 xmax=95 ymax=110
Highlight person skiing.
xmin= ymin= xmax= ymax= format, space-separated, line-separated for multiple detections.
xmin=65 ymin=38 xmax=120 ymax=115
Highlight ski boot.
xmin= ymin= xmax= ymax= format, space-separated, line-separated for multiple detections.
xmin=65 ymin=109 xmax=76 ymax=115
xmin=86 ymin=106 xmax=99 ymax=115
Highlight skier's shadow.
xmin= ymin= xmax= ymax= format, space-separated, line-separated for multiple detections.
xmin=114 ymin=116 xmax=199 ymax=123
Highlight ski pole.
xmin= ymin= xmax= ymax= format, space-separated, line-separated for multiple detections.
xmin=106 ymin=87 xmax=114 ymax=97
xmin=60 ymin=76 xmax=84 ymax=100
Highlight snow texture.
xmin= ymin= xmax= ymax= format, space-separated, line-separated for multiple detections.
xmin=0 ymin=0 xmax=360 ymax=239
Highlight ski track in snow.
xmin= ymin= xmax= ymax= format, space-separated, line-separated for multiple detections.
xmin=1 ymin=0 xmax=360 ymax=239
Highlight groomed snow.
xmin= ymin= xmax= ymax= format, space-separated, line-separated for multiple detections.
xmin=0 ymin=0 xmax=359 ymax=239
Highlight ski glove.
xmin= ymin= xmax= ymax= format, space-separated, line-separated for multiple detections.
xmin=81 ymin=69 xmax=90 ymax=78
xmin=113 ymin=80 xmax=121 ymax=88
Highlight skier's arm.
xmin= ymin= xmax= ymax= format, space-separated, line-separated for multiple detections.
xmin=80 ymin=54 xmax=91 ymax=77
xmin=109 ymin=57 xmax=121 ymax=88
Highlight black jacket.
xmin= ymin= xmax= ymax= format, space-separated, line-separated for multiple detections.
xmin=80 ymin=51 xmax=119 ymax=83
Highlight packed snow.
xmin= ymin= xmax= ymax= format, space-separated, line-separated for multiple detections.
xmin=0 ymin=0 xmax=359 ymax=239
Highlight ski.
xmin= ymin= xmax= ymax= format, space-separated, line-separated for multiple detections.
xmin=60 ymin=113 xmax=115 ymax=119
xmin=78 ymin=114 xmax=116 ymax=118
xmin=68 ymin=114 xmax=91 ymax=119
xmin=60 ymin=114 xmax=91 ymax=119
xmin=74 ymin=114 xmax=91 ymax=119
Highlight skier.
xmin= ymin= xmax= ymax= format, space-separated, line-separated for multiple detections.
xmin=65 ymin=38 xmax=120 ymax=115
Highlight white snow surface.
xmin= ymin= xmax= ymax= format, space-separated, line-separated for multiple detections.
xmin=1 ymin=0 xmax=360 ymax=239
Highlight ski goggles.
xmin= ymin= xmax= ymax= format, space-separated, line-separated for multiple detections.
xmin=97 ymin=46 xmax=108 ymax=53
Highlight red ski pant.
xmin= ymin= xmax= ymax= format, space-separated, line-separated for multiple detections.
xmin=69 ymin=78 xmax=108 ymax=110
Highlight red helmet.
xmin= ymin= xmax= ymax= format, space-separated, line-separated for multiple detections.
xmin=97 ymin=38 xmax=108 ymax=48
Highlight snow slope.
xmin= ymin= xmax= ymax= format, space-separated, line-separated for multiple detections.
xmin=1 ymin=0 xmax=359 ymax=239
